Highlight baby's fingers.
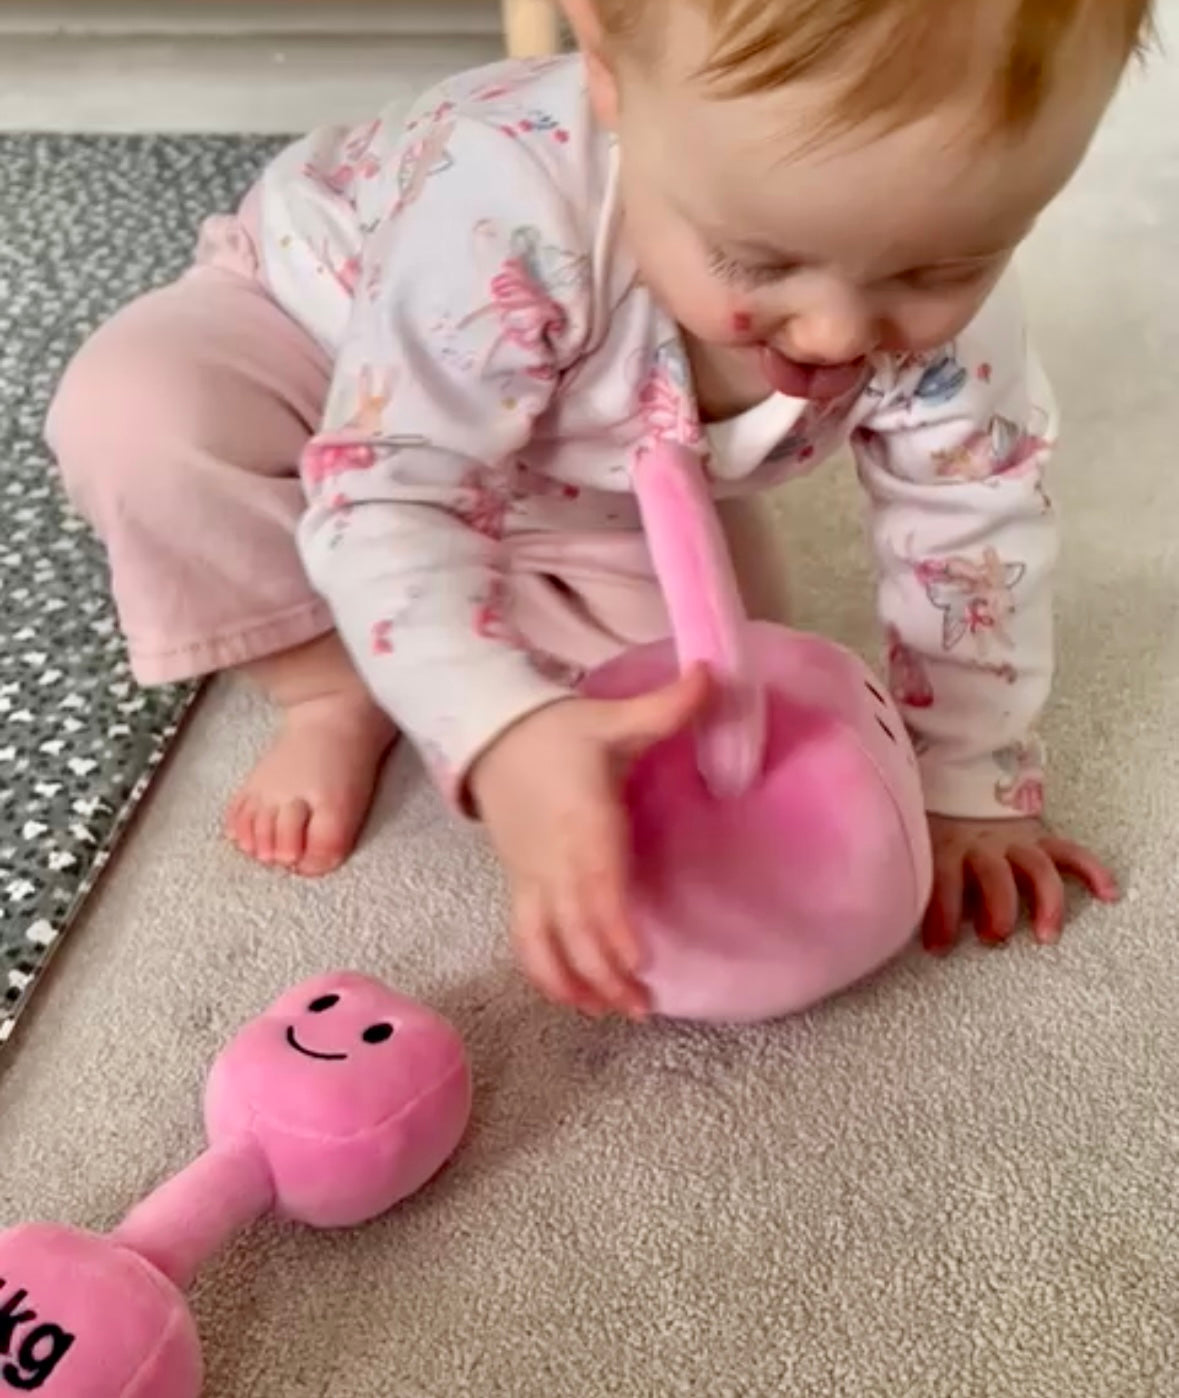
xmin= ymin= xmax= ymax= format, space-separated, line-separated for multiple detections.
xmin=554 ymin=884 xmax=649 ymax=1020
xmin=1008 ymin=844 xmax=1065 ymax=943
xmin=511 ymin=887 xmax=609 ymax=1017
xmin=580 ymin=804 xmax=643 ymax=977
xmin=557 ymin=795 xmax=649 ymax=1017
xmin=967 ymin=849 xmax=1020 ymax=945
xmin=590 ymin=876 xmax=646 ymax=988
xmin=1038 ymin=837 xmax=1120 ymax=902
xmin=922 ymin=852 xmax=965 ymax=955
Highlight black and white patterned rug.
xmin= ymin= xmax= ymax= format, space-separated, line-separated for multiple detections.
xmin=0 ymin=133 xmax=286 ymax=1047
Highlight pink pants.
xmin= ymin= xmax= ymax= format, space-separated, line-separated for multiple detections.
xmin=46 ymin=216 xmax=788 ymax=687
xmin=46 ymin=212 xmax=338 ymax=685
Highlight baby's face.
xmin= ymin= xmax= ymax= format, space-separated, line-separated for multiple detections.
xmin=588 ymin=7 xmax=1123 ymax=379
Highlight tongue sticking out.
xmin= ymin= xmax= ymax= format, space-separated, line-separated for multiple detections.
xmin=761 ymin=346 xmax=868 ymax=401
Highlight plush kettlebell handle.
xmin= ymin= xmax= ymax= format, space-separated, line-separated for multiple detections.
xmin=631 ymin=445 xmax=768 ymax=797
xmin=110 ymin=1135 xmax=274 ymax=1291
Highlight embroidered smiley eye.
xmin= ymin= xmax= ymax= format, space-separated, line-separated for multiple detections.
xmin=362 ymin=1023 xmax=394 ymax=1045
xmin=308 ymin=994 xmax=340 ymax=1013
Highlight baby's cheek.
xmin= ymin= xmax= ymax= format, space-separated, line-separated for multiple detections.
xmin=672 ymin=278 xmax=748 ymax=345
xmin=893 ymin=287 xmax=995 ymax=354
xmin=623 ymin=214 xmax=754 ymax=345
xmin=642 ymin=260 xmax=722 ymax=339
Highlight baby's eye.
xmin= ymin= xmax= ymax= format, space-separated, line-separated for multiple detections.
xmin=706 ymin=247 xmax=795 ymax=288
xmin=898 ymin=261 xmax=993 ymax=291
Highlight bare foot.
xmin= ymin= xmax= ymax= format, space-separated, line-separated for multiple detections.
xmin=225 ymin=634 xmax=397 ymax=876
xmin=226 ymin=693 xmax=396 ymax=876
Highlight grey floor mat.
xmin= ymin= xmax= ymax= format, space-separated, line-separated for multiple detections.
xmin=0 ymin=134 xmax=286 ymax=1045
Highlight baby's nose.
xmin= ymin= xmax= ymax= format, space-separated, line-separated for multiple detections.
xmin=785 ymin=306 xmax=876 ymax=365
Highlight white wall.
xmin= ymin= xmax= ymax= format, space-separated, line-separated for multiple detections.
xmin=0 ymin=5 xmax=505 ymax=131
xmin=0 ymin=1 xmax=498 ymax=38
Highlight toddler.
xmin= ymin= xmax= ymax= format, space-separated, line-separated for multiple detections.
xmin=49 ymin=0 xmax=1144 ymax=1017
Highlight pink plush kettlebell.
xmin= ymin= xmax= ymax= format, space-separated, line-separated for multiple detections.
xmin=581 ymin=444 xmax=934 ymax=1022
xmin=0 ymin=974 xmax=471 ymax=1395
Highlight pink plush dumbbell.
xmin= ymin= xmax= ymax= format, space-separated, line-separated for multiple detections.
xmin=0 ymin=974 xmax=471 ymax=1395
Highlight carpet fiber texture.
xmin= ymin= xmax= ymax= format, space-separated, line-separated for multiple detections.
xmin=0 ymin=21 xmax=1177 ymax=1397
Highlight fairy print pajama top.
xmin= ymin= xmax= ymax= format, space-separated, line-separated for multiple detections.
xmin=249 ymin=54 xmax=1056 ymax=819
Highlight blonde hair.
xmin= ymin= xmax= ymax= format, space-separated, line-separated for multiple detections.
xmin=598 ymin=0 xmax=1154 ymax=131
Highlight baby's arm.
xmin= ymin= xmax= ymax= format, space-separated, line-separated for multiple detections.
xmin=297 ymin=112 xmax=588 ymax=794
xmin=297 ymin=108 xmax=687 ymax=1017
xmin=854 ymin=273 xmax=1056 ymax=819
xmin=853 ymin=272 xmax=1116 ymax=948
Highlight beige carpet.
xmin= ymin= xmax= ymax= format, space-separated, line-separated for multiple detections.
xmin=2 ymin=22 xmax=1178 ymax=1398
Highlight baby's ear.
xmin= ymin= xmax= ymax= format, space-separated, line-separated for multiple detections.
xmin=561 ymin=0 xmax=621 ymax=130
xmin=558 ymin=0 xmax=600 ymax=47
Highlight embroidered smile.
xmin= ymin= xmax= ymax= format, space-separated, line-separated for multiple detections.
xmin=285 ymin=1027 xmax=348 ymax=1061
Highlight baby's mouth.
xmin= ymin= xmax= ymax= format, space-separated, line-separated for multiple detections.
xmin=760 ymin=346 xmax=869 ymax=401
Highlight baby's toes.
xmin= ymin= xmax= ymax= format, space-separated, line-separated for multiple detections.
xmin=252 ymin=804 xmax=280 ymax=865
xmin=274 ymin=799 xmax=312 ymax=869
xmin=229 ymin=793 xmax=260 ymax=857
xmin=298 ymin=800 xmax=358 ymax=878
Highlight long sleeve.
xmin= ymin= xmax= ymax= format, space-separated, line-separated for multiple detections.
xmin=296 ymin=107 xmax=595 ymax=790
xmin=852 ymin=272 xmax=1058 ymax=819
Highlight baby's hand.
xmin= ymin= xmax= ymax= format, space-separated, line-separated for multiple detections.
xmin=470 ymin=667 xmax=710 ymax=1018
xmin=923 ymin=814 xmax=1119 ymax=954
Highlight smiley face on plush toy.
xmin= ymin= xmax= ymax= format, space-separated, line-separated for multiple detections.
xmin=284 ymin=991 xmax=395 ymax=1061
xmin=210 ymin=973 xmax=467 ymax=1142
